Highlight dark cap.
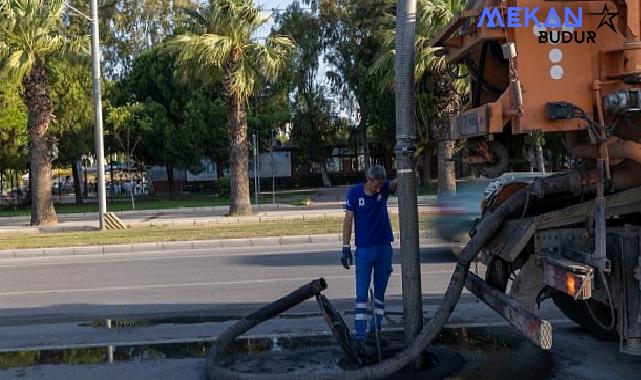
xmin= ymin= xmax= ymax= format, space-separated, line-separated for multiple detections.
xmin=365 ymin=165 xmax=386 ymax=182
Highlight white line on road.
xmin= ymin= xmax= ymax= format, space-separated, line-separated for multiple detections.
xmin=0 ymin=271 xmax=454 ymax=296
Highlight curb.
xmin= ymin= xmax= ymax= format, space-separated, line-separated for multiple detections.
xmin=0 ymin=203 xmax=307 ymax=224
xmin=0 ymin=200 xmax=437 ymax=227
xmin=0 ymin=230 xmax=441 ymax=259
xmin=126 ymin=212 xmax=348 ymax=228
xmin=0 ymin=207 xmax=439 ymax=232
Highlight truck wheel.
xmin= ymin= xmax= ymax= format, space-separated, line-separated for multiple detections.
xmin=485 ymin=256 xmax=513 ymax=292
xmin=552 ymin=292 xmax=619 ymax=341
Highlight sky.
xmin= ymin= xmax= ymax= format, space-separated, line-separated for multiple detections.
xmin=254 ymin=0 xmax=355 ymax=120
xmin=255 ymin=0 xmax=295 ymax=38
xmin=258 ymin=0 xmax=294 ymax=10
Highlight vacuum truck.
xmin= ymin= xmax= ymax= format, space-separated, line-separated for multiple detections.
xmin=432 ymin=0 xmax=641 ymax=355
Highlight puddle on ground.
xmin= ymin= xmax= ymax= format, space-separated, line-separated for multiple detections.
xmin=0 ymin=327 xmax=554 ymax=379
xmin=78 ymin=313 xmax=322 ymax=328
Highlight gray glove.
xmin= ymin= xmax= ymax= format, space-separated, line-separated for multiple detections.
xmin=341 ymin=246 xmax=353 ymax=270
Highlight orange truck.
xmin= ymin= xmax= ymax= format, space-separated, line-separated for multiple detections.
xmin=433 ymin=0 xmax=641 ymax=355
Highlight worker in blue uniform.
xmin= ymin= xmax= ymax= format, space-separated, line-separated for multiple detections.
xmin=341 ymin=165 xmax=398 ymax=344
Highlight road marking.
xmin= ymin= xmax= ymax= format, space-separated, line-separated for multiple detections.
xmin=0 ymin=271 xmax=454 ymax=296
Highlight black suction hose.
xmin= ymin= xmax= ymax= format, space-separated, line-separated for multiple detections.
xmin=206 ymin=173 xmax=581 ymax=380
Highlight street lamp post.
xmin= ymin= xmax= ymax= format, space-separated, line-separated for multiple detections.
xmin=89 ymin=0 xmax=107 ymax=229
xmin=67 ymin=1 xmax=107 ymax=229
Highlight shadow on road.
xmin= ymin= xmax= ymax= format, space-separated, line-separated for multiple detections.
xmin=224 ymin=247 xmax=459 ymax=268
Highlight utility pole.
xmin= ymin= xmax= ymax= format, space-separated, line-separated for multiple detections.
xmin=252 ymin=133 xmax=259 ymax=207
xmin=89 ymin=0 xmax=107 ymax=230
xmin=395 ymin=0 xmax=423 ymax=365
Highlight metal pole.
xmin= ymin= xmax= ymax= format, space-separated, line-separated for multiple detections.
xmin=252 ymin=133 xmax=259 ymax=206
xmin=395 ymin=0 xmax=423 ymax=363
xmin=109 ymin=153 xmax=114 ymax=204
xmin=272 ymin=131 xmax=275 ymax=205
xmin=256 ymin=137 xmax=261 ymax=205
xmin=105 ymin=319 xmax=114 ymax=364
xmin=90 ymin=0 xmax=107 ymax=230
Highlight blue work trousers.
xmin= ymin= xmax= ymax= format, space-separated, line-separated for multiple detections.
xmin=353 ymin=244 xmax=393 ymax=340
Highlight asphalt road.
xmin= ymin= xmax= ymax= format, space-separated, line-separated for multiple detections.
xmin=0 ymin=242 xmax=465 ymax=324
xmin=1 ymin=243 xmax=640 ymax=379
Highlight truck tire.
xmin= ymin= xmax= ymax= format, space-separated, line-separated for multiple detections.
xmin=485 ymin=256 xmax=512 ymax=292
xmin=552 ymin=292 xmax=619 ymax=341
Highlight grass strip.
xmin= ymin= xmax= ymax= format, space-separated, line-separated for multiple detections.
xmin=0 ymin=215 xmax=438 ymax=250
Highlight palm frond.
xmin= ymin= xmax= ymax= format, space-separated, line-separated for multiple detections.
xmin=166 ymin=0 xmax=293 ymax=101
xmin=369 ymin=0 xmax=468 ymax=91
xmin=0 ymin=0 xmax=85 ymax=83
xmin=369 ymin=47 xmax=395 ymax=92
xmin=166 ymin=33 xmax=234 ymax=70
xmin=229 ymin=59 xmax=256 ymax=100
xmin=1 ymin=49 xmax=33 ymax=84
xmin=248 ymin=34 xmax=295 ymax=82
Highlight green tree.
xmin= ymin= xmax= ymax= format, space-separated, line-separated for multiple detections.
xmin=302 ymin=0 xmax=398 ymax=172
xmin=0 ymin=84 xmax=28 ymax=195
xmin=111 ymin=47 xmax=225 ymax=196
xmin=104 ymin=101 xmax=149 ymax=205
xmin=276 ymin=3 xmax=339 ymax=186
xmin=423 ymin=0 xmax=468 ymax=198
xmin=48 ymin=61 xmax=94 ymax=204
xmin=0 ymin=0 xmax=87 ymax=225
xmin=164 ymin=0 xmax=294 ymax=215
xmin=248 ymin=82 xmax=292 ymax=158
xmin=370 ymin=0 xmax=468 ymax=197
xmin=68 ymin=0 xmax=195 ymax=78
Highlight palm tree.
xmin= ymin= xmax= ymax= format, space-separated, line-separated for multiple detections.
xmin=165 ymin=0 xmax=294 ymax=215
xmin=371 ymin=0 xmax=468 ymax=199
xmin=0 ymin=0 xmax=85 ymax=225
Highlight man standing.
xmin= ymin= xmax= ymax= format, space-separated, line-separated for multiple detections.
xmin=342 ymin=165 xmax=397 ymax=344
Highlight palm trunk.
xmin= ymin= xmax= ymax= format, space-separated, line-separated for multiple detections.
xmin=437 ymin=139 xmax=456 ymax=198
xmin=24 ymin=63 xmax=57 ymax=226
xmin=227 ymin=93 xmax=252 ymax=215
xmin=434 ymin=66 xmax=458 ymax=201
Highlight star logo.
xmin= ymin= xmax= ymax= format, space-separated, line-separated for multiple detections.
xmin=597 ymin=4 xmax=618 ymax=33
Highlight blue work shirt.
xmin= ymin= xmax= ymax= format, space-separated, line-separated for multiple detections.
xmin=345 ymin=181 xmax=394 ymax=248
